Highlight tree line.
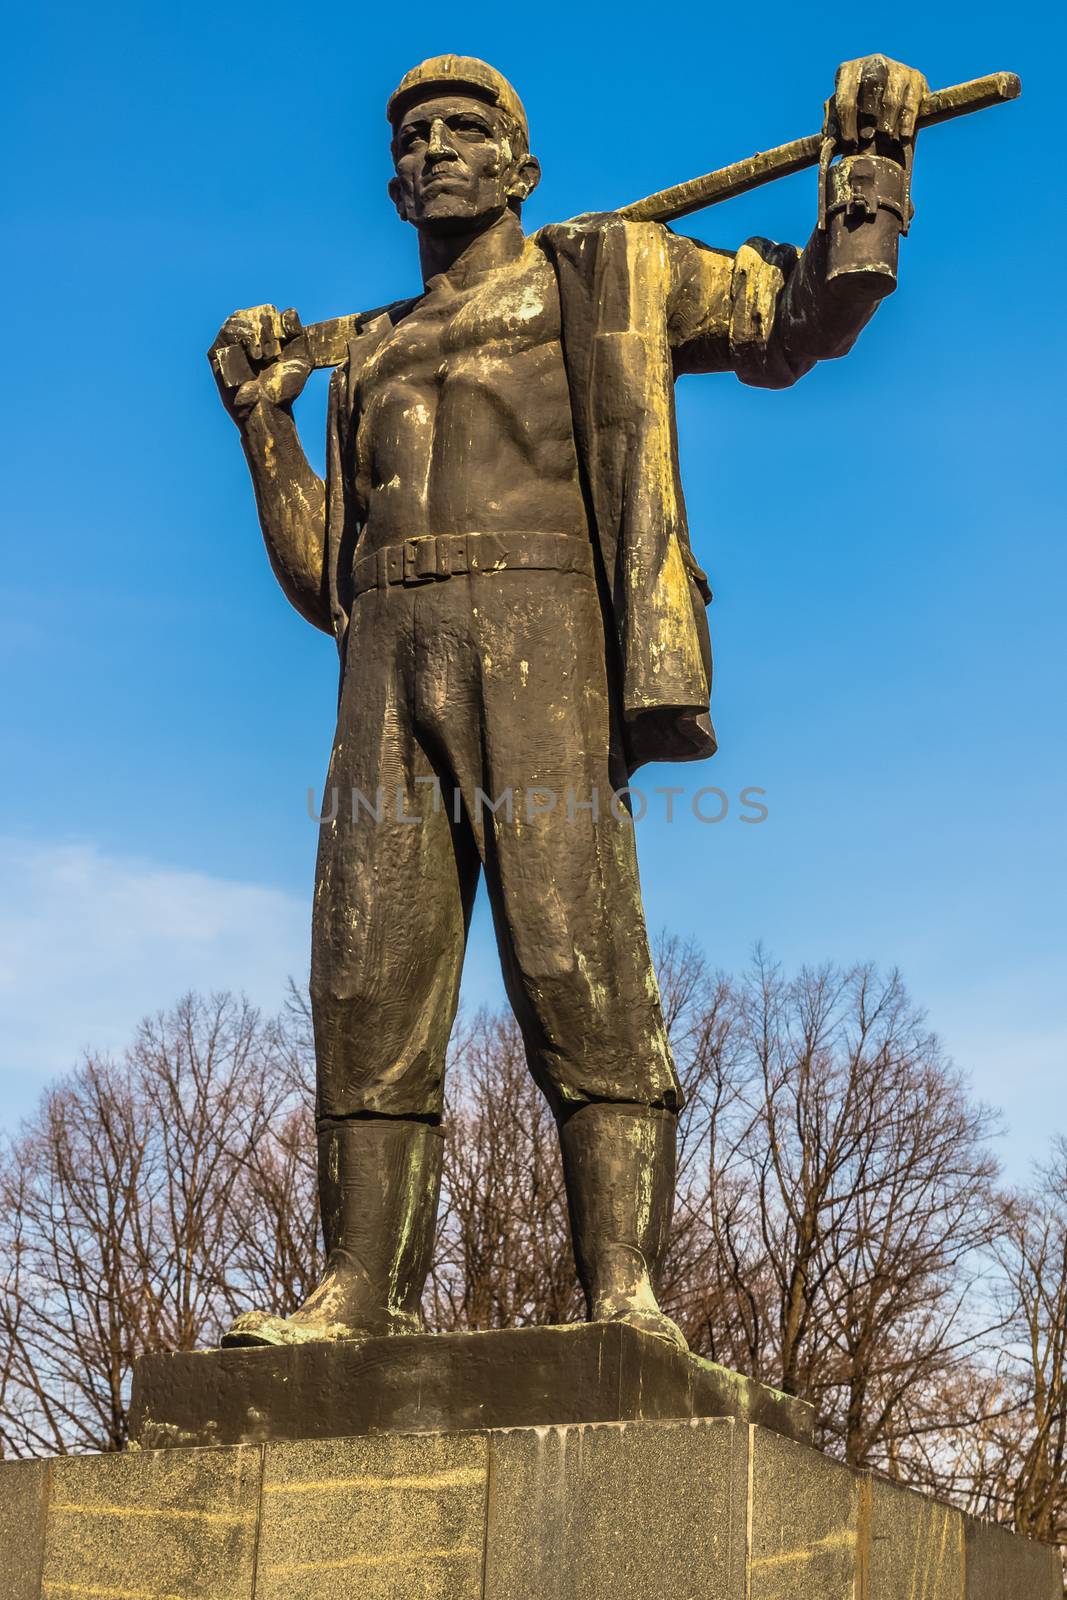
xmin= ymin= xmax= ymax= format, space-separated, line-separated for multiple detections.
xmin=0 ymin=944 xmax=1063 ymax=1577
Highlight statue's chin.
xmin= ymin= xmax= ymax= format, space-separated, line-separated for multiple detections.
xmin=414 ymin=202 xmax=509 ymax=238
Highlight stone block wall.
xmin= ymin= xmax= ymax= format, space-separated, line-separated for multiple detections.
xmin=1 ymin=1416 xmax=1060 ymax=1599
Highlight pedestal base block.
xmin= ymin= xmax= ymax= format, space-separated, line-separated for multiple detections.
xmin=128 ymin=1321 xmax=814 ymax=1449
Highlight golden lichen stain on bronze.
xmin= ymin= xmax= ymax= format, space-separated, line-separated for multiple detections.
xmin=574 ymin=948 xmax=609 ymax=1014
xmin=609 ymin=223 xmax=706 ymax=704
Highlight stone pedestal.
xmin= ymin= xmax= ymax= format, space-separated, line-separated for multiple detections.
xmin=1 ymin=1414 xmax=1060 ymax=1599
xmin=0 ymin=1327 xmax=1059 ymax=1598
xmin=128 ymin=1321 xmax=814 ymax=1449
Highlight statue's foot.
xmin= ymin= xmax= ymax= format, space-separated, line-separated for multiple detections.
xmin=220 ymin=1253 xmax=422 ymax=1349
xmin=607 ymin=1305 xmax=688 ymax=1352
xmin=592 ymin=1286 xmax=688 ymax=1352
xmin=221 ymin=1309 xmax=360 ymax=1348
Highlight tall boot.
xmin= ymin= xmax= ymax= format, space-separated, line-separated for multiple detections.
xmin=557 ymin=1100 xmax=687 ymax=1351
xmin=222 ymin=1117 xmax=443 ymax=1348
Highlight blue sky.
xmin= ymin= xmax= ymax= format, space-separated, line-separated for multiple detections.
xmin=3 ymin=0 xmax=1063 ymax=1176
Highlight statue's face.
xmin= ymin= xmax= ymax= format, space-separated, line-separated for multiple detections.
xmin=389 ymin=92 xmax=539 ymax=232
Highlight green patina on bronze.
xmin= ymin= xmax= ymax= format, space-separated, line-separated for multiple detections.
xmin=207 ymin=53 xmax=1019 ymax=1356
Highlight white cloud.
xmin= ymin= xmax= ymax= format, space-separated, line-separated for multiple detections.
xmin=0 ymin=837 xmax=309 ymax=1129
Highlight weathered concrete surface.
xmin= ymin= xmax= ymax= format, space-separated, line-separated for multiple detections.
xmin=2 ymin=1417 xmax=1061 ymax=1599
xmin=39 ymin=1444 xmax=260 ymax=1600
xmin=0 ymin=1459 xmax=48 ymax=1600
xmin=868 ymin=1474 xmax=964 ymax=1600
xmin=484 ymin=1417 xmax=746 ymax=1600
xmin=255 ymin=1431 xmax=487 ymax=1600
xmin=964 ymin=1511 xmax=1063 ymax=1599
xmin=748 ymin=1427 xmax=862 ymax=1599
xmin=129 ymin=1321 xmax=814 ymax=1450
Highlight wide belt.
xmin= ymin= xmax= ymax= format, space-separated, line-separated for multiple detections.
xmin=351 ymin=531 xmax=596 ymax=598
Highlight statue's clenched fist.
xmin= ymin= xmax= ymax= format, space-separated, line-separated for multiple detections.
xmin=830 ymin=55 xmax=929 ymax=146
xmin=209 ymin=304 xmax=313 ymax=421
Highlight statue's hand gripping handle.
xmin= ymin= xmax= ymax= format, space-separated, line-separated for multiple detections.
xmin=208 ymin=306 xmax=314 ymax=419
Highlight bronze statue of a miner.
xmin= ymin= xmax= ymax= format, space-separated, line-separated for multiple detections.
xmin=209 ymin=53 xmax=996 ymax=1349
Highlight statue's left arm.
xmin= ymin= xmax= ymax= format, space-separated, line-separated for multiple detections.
xmin=669 ymin=56 xmax=927 ymax=387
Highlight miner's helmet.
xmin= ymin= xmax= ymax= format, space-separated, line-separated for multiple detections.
xmin=387 ymin=56 xmax=529 ymax=153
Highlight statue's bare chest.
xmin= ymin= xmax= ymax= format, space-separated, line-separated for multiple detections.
xmin=359 ymin=245 xmax=564 ymax=406
xmin=352 ymin=244 xmax=583 ymax=541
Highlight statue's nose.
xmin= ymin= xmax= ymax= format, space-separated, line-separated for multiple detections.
xmin=426 ymin=119 xmax=456 ymax=159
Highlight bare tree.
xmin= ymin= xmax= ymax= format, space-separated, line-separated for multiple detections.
xmin=885 ymin=1153 xmax=1067 ymax=1588
xmin=223 ymin=982 xmax=320 ymax=1317
xmin=1006 ymin=1145 xmax=1067 ymax=1545
xmin=0 ymin=993 xmax=312 ymax=1455
xmin=429 ymin=1009 xmax=580 ymax=1330
xmin=673 ymin=953 xmax=1001 ymax=1466
xmin=969 ymin=1150 xmax=1067 ymax=1545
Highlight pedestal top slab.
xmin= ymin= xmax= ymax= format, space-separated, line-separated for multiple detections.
xmin=129 ymin=1320 xmax=814 ymax=1451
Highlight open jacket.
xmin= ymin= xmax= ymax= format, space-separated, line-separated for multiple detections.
xmin=323 ymin=216 xmax=842 ymax=771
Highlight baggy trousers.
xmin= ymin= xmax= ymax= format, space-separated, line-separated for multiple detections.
xmin=309 ymin=559 xmax=680 ymax=1123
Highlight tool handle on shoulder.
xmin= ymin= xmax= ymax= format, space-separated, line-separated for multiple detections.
xmin=618 ymin=70 xmax=1020 ymax=224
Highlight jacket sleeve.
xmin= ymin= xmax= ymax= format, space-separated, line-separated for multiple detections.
xmin=665 ymin=228 xmax=874 ymax=388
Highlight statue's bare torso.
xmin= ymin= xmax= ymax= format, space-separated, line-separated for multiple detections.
xmin=354 ymin=241 xmax=588 ymax=553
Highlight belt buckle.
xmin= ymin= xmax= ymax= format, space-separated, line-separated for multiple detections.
xmin=403 ymin=537 xmax=438 ymax=585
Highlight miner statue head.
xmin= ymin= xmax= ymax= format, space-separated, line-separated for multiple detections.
xmin=387 ymin=56 xmax=542 ymax=235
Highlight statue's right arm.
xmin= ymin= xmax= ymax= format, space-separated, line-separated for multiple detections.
xmin=664 ymin=230 xmax=875 ymax=389
xmin=209 ymin=305 xmax=332 ymax=635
